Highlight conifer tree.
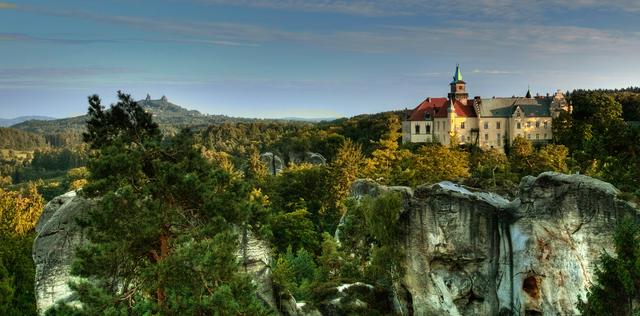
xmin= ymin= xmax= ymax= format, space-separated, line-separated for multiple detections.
xmin=51 ymin=92 xmax=270 ymax=315
xmin=578 ymin=219 xmax=640 ymax=316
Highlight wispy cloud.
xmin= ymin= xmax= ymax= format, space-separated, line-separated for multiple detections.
xmin=192 ymin=0 xmax=397 ymax=16
xmin=7 ymin=4 xmax=640 ymax=56
xmin=187 ymin=0 xmax=640 ymax=17
xmin=472 ymin=69 xmax=522 ymax=75
xmin=0 ymin=2 xmax=16 ymax=9
xmin=0 ymin=67 xmax=136 ymax=78
xmin=0 ymin=32 xmax=120 ymax=44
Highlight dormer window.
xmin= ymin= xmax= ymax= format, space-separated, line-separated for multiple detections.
xmin=424 ymin=113 xmax=431 ymax=119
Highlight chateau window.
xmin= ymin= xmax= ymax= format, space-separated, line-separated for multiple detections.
xmin=544 ymin=121 xmax=548 ymax=129
xmin=484 ymin=133 xmax=489 ymax=141
xmin=484 ymin=122 xmax=489 ymax=129
xmin=527 ymin=122 xmax=531 ymax=128
xmin=496 ymin=122 xmax=501 ymax=129
xmin=437 ymin=122 xmax=440 ymax=130
xmin=461 ymin=122 xmax=465 ymax=129
xmin=415 ymin=125 xmax=420 ymax=134
xmin=517 ymin=122 xmax=521 ymax=129
xmin=536 ymin=134 xmax=540 ymax=140
xmin=497 ymin=133 xmax=501 ymax=145
xmin=426 ymin=125 xmax=431 ymax=133
xmin=461 ymin=135 xmax=466 ymax=142
xmin=536 ymin=121 xmax=540 ymax=128
xmin=544 ymin=133 xmax=547 ymax=139
xmin=527 ymin=134 xmax=531 ymax=139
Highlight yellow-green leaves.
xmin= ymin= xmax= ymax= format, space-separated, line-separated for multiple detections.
xmin=0 ymin=183 xmax=44 ymax=236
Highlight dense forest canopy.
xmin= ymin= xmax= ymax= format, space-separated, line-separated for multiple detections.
xmin=0 ymin=87 xmax=639 ymax=314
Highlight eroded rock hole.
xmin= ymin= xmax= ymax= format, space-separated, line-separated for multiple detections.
xmin=523 ymin=276 xmax=540 ymax=299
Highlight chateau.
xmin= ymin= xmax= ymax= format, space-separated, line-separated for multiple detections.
xmin=402 ymin=65 xmax=570 ymax=150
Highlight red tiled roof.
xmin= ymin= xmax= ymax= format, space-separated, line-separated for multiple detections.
xmin=455 ymin=99 xmax=477 ymax=117
xmin=408 ymin=97 xmax=448 ymax=120
xmin=409 ymin=98 xmax=476 ymax=120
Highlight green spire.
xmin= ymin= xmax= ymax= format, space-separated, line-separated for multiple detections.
xmin=452 ymin=64 xmax=463 ymax=82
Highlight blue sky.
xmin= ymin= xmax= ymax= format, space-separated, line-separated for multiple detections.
xmin=1 ymin=0 xmax=639 ymax=119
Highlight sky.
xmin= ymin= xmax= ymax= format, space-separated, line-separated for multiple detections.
xmin=1 ymin=0 xmax=639 ymax=119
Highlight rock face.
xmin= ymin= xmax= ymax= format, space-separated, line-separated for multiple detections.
xmin=350 ymin=172 xmax=639 ymax=315
xmin=32 ymin=192 xmax=278 ymax=315
xmin=261 ymin=152 xmax=327 ymax=175
xmin=260 ymin=152 xmax=285 ymax=175
xmin=32 ymin=191 xmax=93 ymax=315
xmin=238 ymin=227 xmax=278 ymax=310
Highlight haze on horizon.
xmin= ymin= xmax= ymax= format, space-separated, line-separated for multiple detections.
xmin=1 ymin=0 xmax=639 ymax=119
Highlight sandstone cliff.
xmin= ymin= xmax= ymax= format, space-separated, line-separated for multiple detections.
xmin=350 ymin=172 xmax=638 ymax=315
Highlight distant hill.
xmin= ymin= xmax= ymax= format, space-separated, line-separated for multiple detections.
xmin=9 ymin=96 xmax=305 ymax=138
xmin=280 ymin=117 xmax=339 ymax=122
xmin=0 ymin=116 xmax=56 ymax=127
xmin=0 ymin=127 xmax=48 ymax=150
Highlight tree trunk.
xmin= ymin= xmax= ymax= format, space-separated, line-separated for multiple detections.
xmin=156 ymin=233 xmax=169 ymax=307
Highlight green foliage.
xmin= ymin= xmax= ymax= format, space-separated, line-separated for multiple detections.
xmin=53 ymin=92 xmax=269 ymax=315
xmin=0 ymin=184 xmax=42 ymax=316
xmin=317 ymin=111 xmax=403 ymax=155
xmin=0 ymin=234 xmax=38 ymax=316
xmin=264 ymin=165 xmax=341 ymax=254
xmin=83 ymin=91 xmax=161 ymax=149
xmin=552 ymin=89 xmax=640 ymax=200
xmin=0 ymin=127 xmax=48 ymax=150
xmin=330 ymin=139 xmax=364 ymax=209
xmin=509 ymin=137 xmax=569 ymax=176
xmin=578 ymin=219 xmax=640 ymax=316
xmin=272 ymin=247 xmax=317 ymax=301
xmin=407 ymin=144 xmax=470 ymax=187
xmin=269 ymin=209 xmax=319 ymax=254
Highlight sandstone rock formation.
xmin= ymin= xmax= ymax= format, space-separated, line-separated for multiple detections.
xmin=349 ymin=172 xmax=638 ymax=315
xmin=260 ymin=152 xmax=285 ymax=175
xmin=261 ymin=151 xmax=326 ymax=175
xmin=32 ymin=192 xmax=278 ymax=315
xmin=32 ymin=191 xmax=92 ymax=315
xmin=33 ymin=172 xmax=638 ymax=315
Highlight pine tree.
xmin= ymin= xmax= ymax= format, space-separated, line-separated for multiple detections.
xmin=51 ymin=92 xmax=270 ymax=315
xmin=578 ymin=219 xmax=640 ymax=316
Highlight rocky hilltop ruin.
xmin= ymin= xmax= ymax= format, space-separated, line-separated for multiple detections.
xmin=33 ymin=172 xmax=639 ymax=315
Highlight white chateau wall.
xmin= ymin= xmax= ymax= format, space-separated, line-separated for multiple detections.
xmin=510 ymin=116 xmax=552 ymax=143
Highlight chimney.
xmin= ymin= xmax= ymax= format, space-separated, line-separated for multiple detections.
xmin=427 ymin=97 xmax=432 ymax=102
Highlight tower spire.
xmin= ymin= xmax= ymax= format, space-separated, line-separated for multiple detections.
xmin=526 ymin=85 xmax=532 ymax=98
xmin=452 ymin=64 xmax=463 ymax=83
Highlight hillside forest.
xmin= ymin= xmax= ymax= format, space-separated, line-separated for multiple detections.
xmin=0 ymin=88 xmax=639 ymax=315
